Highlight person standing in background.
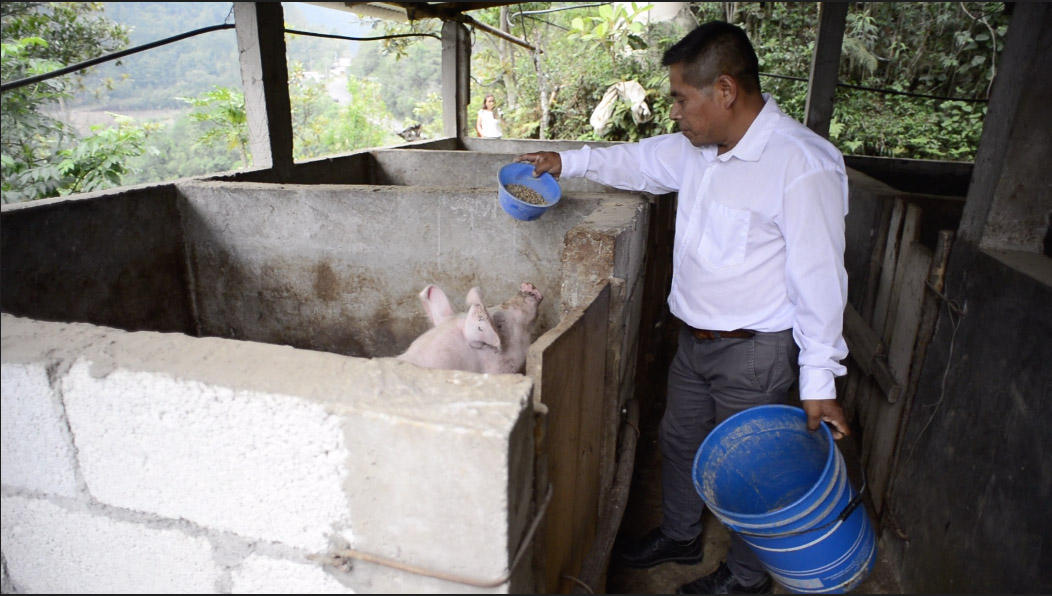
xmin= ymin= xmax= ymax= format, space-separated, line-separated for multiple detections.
xmin=476 ymin=94 xmax=504 ymax=138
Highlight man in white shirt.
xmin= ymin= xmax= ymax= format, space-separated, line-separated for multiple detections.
xmin=516 ymin=21 xmax=851 ymax=594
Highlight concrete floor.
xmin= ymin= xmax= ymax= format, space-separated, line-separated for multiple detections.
xmin=602 ymin=319 xmax=904 ymax=595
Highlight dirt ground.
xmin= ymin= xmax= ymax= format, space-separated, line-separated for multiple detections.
xmin=602 ymin=425 xmax=904 ymax=594
xmin=601 ymin=319 xmax=903 ymax=595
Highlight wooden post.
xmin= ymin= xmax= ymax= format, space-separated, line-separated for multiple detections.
xmin=234 ymin=2 xmax=294 ymax=180
xmin=441 ymin=20 xmax=471 ymax=141
xmin=804 ymin=2 xmax=848 ymax=138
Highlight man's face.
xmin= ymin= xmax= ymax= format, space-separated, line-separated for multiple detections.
xmin=668 ymin=62 xmax=723 ymax=148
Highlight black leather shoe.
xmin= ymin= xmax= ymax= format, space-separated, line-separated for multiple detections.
xmin=676 ymin=562 xmax=773 ymax=594
xmin=612 ymin=527 xmax=703 ymax=569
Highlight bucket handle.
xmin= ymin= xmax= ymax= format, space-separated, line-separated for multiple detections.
xmin=735 ymin=465 xmax=867 ymax=539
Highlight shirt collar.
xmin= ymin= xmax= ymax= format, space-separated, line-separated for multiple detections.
xmin=716 ymin=93 xmax=781 ymax=163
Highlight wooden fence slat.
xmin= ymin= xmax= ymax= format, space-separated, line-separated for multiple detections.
xmin=871 ymin=198 xmax=905 ymax=337
xmin=528 ymin=283 xmax=610 ymax=593
xmin=868 ymin=235 xmax=931 ymax=512
xmin=843 ymin=305 xmax=902 ymax=403
xmin=858 ymin=198 xmax=905 ymax=457
xmin=881 ymin=230 xmax=954 ymax=517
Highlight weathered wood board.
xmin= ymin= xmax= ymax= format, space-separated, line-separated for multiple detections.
xmin=868 ymin=204 xmax=932 ymax=512
xmin=528 ymin=283 xmax=609 ymax=593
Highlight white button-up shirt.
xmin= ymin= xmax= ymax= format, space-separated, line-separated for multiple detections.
xmin=559 ymin=96 xmax=849 ymax=400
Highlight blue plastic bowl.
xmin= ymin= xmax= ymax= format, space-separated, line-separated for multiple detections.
xmin=498 ymin=162 xmax=562 ymax=222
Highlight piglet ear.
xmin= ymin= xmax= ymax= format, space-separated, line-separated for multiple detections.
xmin=419 ymin=285 xmax=455 ymax=327
xmin=464 ymin=288 xmax=501 ymax=350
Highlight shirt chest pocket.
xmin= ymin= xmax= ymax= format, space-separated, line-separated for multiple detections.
xmin=699 ymin=201 xmax=751 ymax=267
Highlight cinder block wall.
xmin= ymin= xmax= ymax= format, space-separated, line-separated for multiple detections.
xmin=1 ymin=148 xmax=654 ymax=594
xmin=174 ymin=181 xmax=604 ymax=358
xmin=1 ymin=315 xmax=535 ymax=593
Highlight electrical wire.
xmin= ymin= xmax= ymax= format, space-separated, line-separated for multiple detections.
xmin=1 ymin=24 xmax=233 ymax=93
xmin=284 ymin=28 xmax=440 ymax=42
xmin=1 ymin=20 xmax=989 ymax=105
xmin=760 ymin=72 xmax=989 ymax=103
xmin=508 ymin=3 xmax=610 ymax=21
xmin=1 ymin=24 xmax=439 ymax=93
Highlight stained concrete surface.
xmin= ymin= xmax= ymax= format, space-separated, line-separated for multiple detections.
xmin=603 ymin=318 xmax=903 ymax=594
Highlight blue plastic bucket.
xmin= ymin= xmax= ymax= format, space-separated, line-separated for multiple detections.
xmin=692 ymin=405 xmax=876 ymax=594
xmin=497 ymin=162 xmax=561 ymax=221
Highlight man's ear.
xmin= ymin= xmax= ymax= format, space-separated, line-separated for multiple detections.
xmin=715 ymin=74 xmax=738 ymax=108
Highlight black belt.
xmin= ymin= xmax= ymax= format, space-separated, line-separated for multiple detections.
xmin=689 ymin=327 xmax=756 ymax=340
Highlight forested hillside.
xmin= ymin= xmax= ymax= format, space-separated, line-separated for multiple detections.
xmin=75 ymin=2 xmax=356 ymax=112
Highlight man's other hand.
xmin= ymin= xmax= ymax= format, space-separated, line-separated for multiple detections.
xmin=802 ymin=399 xmax=850 ymax=440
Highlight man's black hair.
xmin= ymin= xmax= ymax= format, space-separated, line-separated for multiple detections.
xmin=662 ymin=21 xmax=761 ymax=94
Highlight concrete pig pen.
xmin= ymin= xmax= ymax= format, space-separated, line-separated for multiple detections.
xmin=1 ymin=149 xmax=651 ymax=593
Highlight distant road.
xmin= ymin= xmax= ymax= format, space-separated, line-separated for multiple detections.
xmin=326 ymin=77 xmax=351 ymax=104
xmin=44 ymin=107 xmax=184 ymax=136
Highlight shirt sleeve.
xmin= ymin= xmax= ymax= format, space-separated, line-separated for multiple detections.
xmin=782 ymin=167 xmax=850 ymax=400
xmin=560 ymin=134 xmax=687 ymax=194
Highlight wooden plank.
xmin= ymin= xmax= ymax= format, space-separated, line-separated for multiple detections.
xmin=881 ymin=230 xmax=954 ymax=514
xmin=843 ymin=304 xmax=902 ymax=403
xmin=572 ymin=398 xmax=639 ymax=594
xmin=860 ymin=199 xmax=904 ymax=470
xmin=888 ymin=248 xmax=928 ymax=377
xmin=860 ymin=197 xmax=896 ymax=321
xmin=871 ymin=198 xmax=905 ymax=336
xmin=880 ymin=204 xmax=922 ymax=342
xmin=528 ymin=283 xmax=609 ymax=593
xmin=844 ymin=196 xmax=893 ymax=427
xmin=597 ymin=277 xmax=625 ymax=515
xmin=868 ymin=237 xmax=931 ymax=513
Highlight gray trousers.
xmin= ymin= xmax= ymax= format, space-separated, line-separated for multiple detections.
xmin=658 ymin=324 xmax=799 ymax=584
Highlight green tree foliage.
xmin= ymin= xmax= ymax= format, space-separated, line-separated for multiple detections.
xmin=347 ymin=20 xmax=441 ymax=123
xmin=3 ymin=2 xmax=1013 ymax=202
xmin=467 ymin=2 xmax=1007 ymax=161
xmin=825 ymin=2 xmax=1007 ymax=158
xmin=161 ymin=74 xmax=399 ymax=176
xmin=318 ymin=77 xmax=402 ymax=152
xmin=711 ymin=2 xmax=1006 ymax=160
xmin=282 ymin=4 xmax=361 ymax=74
xmin=179 ymin=86 xmax=250 ymax=167
xmin=80 ymin=2 xmax=241 ymax=110
xmin=567 ymin=2 xmax=651 ymax=70
xmin=288 ymin=63 xmax=339 ymax=160
xmin=122 ymin=114 xmax=240 ymax=183
xmin=0 ymin=1 xmax=153 ymax=203
xmin=1 ymin=2 xmax=129 ymax=70
xmin=55 ymin=114 xmax=160 ymax=195
xmin=411 ymin=92 xmax=444 ymax=140
xmin=78 ymin=3 xmax=356 ymax=111
xmin=471 ymin=2 xmax=685 ymax=141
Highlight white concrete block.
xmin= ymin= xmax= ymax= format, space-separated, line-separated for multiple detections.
xmin=231 ymin=553 xmax=355 ymax=594
xmin=1 ymin=362 xmax=79 ymax=497
xmin=1 ymin=495 xmax=218 ymax=593
xmin=62 ymin=360 xmax=351 ymax=552
xmin=344 ymin=413 xmax=515 ymax=581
